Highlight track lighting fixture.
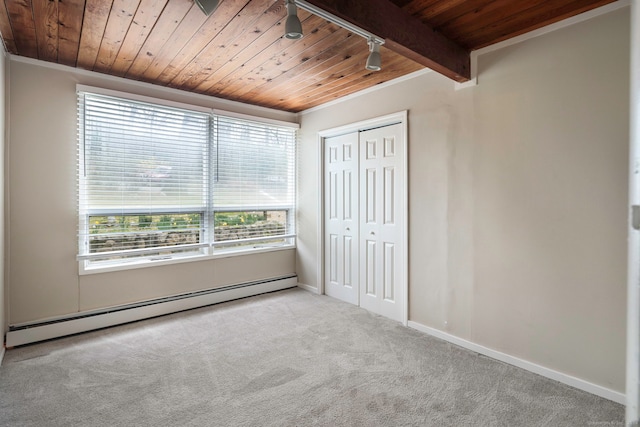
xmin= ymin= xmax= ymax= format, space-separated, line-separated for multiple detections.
xmin=366 ymin=39 xmax=382 ymax=71
xmin=194 ymin=0 xmax=219 ymax=16
xmin=284 ymin=0 xmax=304 ymax=39
xmin=286 ymin=0 xmax=385 ymax=71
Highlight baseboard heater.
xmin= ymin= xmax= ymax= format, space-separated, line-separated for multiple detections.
xmin=6 ymin=275 xmax=297 ymax=348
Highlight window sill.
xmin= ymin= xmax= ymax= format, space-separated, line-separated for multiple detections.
xmin=78 ymin=244 xmax=296 ymax=276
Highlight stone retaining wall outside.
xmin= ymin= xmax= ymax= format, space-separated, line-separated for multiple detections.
xmin=89 ymin=221 xmax=285 ymax=253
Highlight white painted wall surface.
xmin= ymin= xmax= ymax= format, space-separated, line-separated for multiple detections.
xmin=298 ymin=7 xmax=629 ymax=392
xmin=0 ymin=43 xmax=6 ymax=339
xmin=628 ymin=0 xmax=640 ymax=422
xmin=7 ymin=59 xmax=297 ymax=324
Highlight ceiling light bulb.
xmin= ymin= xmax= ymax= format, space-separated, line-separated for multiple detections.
xmin=194 ymin=0 xmax=219 ymax=16
xmin=285 ymin=0 xmax=303 ymax=39
xmin=366 ymin=39 xmax=382 ymax=71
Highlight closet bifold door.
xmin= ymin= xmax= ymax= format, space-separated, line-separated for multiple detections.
xmin=359 ymin=123 xmax=404 ymax=322
xmin=324 ymin=132 xmax=360 ymax=305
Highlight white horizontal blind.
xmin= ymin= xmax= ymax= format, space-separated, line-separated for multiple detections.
xmin=78 ymin=92 xmax=210 ymax=260
xmin=213 ymin=116 xmax=296 ymax=245
xmin=78 ymin=90 xmax=297 ymax=266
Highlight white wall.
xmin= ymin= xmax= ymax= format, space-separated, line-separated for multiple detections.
xmin=7 ymin=59 xmax=297 ymax=325
xmin=0 ymin=44 xmax=6 ymax=341
xmin=298 ymin=7 xmax=629 ymax=393
xmin=628 ymin=0 xmax=640 ymax=420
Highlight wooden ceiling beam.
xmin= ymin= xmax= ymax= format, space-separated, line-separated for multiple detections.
xmin=299 ymin=0 xmax=470 ymax=82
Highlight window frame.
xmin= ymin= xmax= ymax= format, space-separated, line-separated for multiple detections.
xmin=77 ymin=85 xmax=298 ymax=275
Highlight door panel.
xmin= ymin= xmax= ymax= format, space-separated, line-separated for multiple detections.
xmin=344 ymin=170 xmax=354 ymax=220
xmin=384 ymin=166 xmax=395 ymax=225
xmin=359 ymin=124 xmax=404 ymax=321
xmin=324 ymin=133 xmax=359 ymax=305
xmin=384 ymin=242 xmax=395 ymax=301
xmin=366 ymin=168 xmax=376 ymax=223
xmin=344 ymin=236 xmax=354 ymax=287
xmin=329 ymin=234 xmax=338 ymax=282
xmin=365 ymin=239 xmax=376 ymax=295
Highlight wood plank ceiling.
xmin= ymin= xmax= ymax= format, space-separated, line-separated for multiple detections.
xmin=0 ymin=0 xmax=617 ymax=112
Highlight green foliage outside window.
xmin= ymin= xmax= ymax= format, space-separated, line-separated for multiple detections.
xmin=90 ymin=213 xmax=201 ymax=235
xmin=214 ymin=211 xmax=267 ymax=227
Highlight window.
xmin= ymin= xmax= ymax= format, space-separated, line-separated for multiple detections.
xmin=213 ymin=116 xmax=296 ymax=250
xmin=78 ymin=89 xmax=296 ymax=270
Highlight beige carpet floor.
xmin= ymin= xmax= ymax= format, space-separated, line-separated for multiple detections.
xmin=0 ymin=288 xmax=625 ymax=426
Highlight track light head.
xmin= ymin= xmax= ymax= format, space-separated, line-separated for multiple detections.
xmin=194 ymin=0 xmax=219 ymax=16
xmin=284 ymin=0 xmax=303 ymax=39
xmin=366 ymin=39 xmax=382 ymax=71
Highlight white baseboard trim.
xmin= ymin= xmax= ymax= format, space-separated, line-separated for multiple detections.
xmin=408 ymin=321 xmax=625 ymax=405
xmin=297 ymin=282 xmax=319 ymax=294
xmin=6 ymin=276 xmax=297 ymax=348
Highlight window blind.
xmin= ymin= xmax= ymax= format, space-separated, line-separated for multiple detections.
xmin=212 ymin=116 xmax=296 ymax=246
xmin=77 ymin=90 xmax=297 ymax=267
xmin=78 ymin=92 xmax=210 ymax=260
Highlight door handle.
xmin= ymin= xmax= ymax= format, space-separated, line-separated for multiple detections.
xmin=370 ymin=231 xmax=375 ymax=235
xmin=345 ymin=227 xmax=350 ymax=231
xmin=633 ymin=205 xmax=640 ymax=230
